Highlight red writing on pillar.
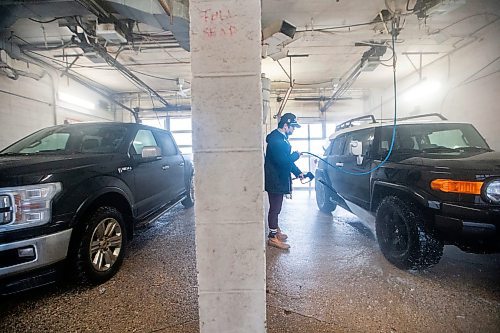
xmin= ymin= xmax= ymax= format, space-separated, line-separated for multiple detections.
xmin=200 ymin=8 xmax=237 ymax=39
xmin=200 ymin=9 xmax=233 ymax=23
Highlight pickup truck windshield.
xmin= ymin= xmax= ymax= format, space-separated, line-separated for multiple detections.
xmin=0 ymin=124 xmax=127 ymax=155
xmin=378 ymin=123 xmax=492 ymax=157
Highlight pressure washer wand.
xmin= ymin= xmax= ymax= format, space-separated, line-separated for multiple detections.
xmin=292 ymin=171 xmax=315 ymax=184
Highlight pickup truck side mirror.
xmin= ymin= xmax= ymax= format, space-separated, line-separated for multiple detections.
xmin=140 ymin=146 xmax=162 ymax=162
xmin=350 ymin=141 xmax=364 ymax=165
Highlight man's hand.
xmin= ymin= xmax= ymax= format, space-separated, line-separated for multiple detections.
xmin=290 ymin=151 xmax=300 ymax=162
xmin=298 ymin=173 xmax=305 ymax=180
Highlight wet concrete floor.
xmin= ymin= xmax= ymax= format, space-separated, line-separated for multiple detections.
xmin=1 ymin=191 xmax=499 ymax=332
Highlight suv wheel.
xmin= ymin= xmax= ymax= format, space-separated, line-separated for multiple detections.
xmin=375 ymin=196 xmax=443 ymax=270
xmin=315 ymin=176 xmax=337 ymax=213
xmin=181 ymin=174 xmax=195 ymax=208
xmin=73 ymin=206 xmax=127 ymax=284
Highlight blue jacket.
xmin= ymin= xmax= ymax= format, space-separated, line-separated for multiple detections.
xmin=264 ymin=129 xmax=302 ymax=194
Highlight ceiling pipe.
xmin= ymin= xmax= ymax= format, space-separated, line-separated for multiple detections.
xmin=157 ymin=0 xmax=172 ymax=21
xmin=1 ymin=37 xmax=140 ymax=121
xmin=90 ymin=43 xmax=171 ymax=107
xmin=320 ymin=62 xmax=363 ymax=113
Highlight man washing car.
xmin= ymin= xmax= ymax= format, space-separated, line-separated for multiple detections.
xmin=264 ymin=113 xmax=304 ymax=250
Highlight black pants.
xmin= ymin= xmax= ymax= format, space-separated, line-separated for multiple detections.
xmin=267 ymin=192 xmax=284 ymax=231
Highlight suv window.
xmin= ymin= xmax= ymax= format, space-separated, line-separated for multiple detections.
xmin=155 ymin=131 xmax=178 ymax=156
xmin=133 ymin=130 xmax=158 ymax=155
xmin=343 ymin=129 xmax=375 ymax=156
xmin=330 ymin=135 xmax=346 ymax=156
xmin=378 ymin=123 xmax=490 ymax=156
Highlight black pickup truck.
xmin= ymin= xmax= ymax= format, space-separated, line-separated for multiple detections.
xmin=315 ymin=114 xmax=500 ymax=270
xmin=0 ymin=122 xmax=194 ymax=294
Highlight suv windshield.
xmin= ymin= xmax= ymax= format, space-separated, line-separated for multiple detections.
xmin=0 ymin=124 xmax=127 ymax=155
xmin=378 ymin=123 xmax=491 ymax=157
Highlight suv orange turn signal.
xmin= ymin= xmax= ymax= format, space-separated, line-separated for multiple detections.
xmin=430 ymin=179 xmax=483 ymax=195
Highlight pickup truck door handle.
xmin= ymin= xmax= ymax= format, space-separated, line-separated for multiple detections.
xmin=335 ymin=162 xmax=344 ymax=167
xmin=162 ymin=165 xmax=170 ymax=170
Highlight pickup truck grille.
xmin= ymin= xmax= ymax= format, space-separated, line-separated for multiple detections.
xmin=0 ymin=195 xmax=13 ymax=225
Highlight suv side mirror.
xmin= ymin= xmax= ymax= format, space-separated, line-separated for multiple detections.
xmin=350 ymin=141 xmax=364 ymax=165
xmin=140 ymin=146 xmax=162 ymax=161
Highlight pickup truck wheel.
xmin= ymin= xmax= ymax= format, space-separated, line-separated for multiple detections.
xmin=315 ymin=177 xmax=337 ymax=213
xmin=375 ymin=196 xmax=443 ymax=270
xmin=74 ymin=206 xmax=127 ymax=284
xmin=181 ymin=174 xmax=194 ymax=208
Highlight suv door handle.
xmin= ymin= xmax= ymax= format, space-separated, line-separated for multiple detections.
xmin=162 ymin=165 xmax=170 ymax=170
xmin=178 ymin=162 xmax=184 ymax=167
xmin=335 ymin=162 xmax=344 ymax=167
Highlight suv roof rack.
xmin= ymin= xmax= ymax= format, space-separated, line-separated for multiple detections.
xmin=396 ymin=113 xmax=448 ymax=121
xmin=336 ymin=115 xmax=377 ymax=132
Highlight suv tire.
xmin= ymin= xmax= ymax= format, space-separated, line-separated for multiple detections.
xmin=375 ymin=196 xmax=443 ymax=270
xmin=181 ymin=174 xmax=195 ymax=208
xmin=315 ymin=177 xmax=337 ymax=213
xmin=73 ymin=206 xmax=127 ymax=284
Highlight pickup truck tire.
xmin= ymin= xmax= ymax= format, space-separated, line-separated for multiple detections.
xmin=73 ymin=206 xmax=127 ymax=284
xmin=181 ymin=174 xmax=194 ymax=208
xmin=375 ymin=196 xmax=443 ymax=270
xmin=315 ymin=177 xmax=337 ymax=213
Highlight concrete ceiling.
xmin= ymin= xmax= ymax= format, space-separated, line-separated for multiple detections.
xmin=1 ymin=0 xmax=499 ymax=110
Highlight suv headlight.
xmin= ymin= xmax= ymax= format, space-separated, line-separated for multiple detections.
xmin=484 ymin=179 xmax=500 ymax=203
xmin=0 ymin=182 xmax=62 ymax=231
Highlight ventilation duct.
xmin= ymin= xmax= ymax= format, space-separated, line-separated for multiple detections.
xmin=262 ymin=20 xmax=296 ymax=60
xmin=104 ymin=0 xmax=190 ymax=51
xmin=0 ymin=1 xmax=90 ymax=30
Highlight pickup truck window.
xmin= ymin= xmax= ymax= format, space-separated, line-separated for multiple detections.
xmin=1 ymin=124 xmax=127 ymax=155
xmin=20 ymin=133 xmax=70 ymax=153
xmin=133 ymin=130 xmax=158 ymax=155
xmin=155 ymin=132 xmax=178 ymax=156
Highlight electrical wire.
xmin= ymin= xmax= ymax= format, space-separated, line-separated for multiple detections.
xmin=306 ymin=19 xmax=399 ymax=176
xmin=296 ymin=18 xmax=391 ymax=33
xmin=28 ymin=17 xmax=67 ymax=24
xmin=129 ymin=68 xmax=180 ymax=82
xmin=429 ymin=13 xmax=499 ymax=35
xmin=149 ymin=93 xmax=162 ymax=127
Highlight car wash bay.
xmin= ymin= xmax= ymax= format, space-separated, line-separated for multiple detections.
xmin=1 ymin=192 xmax=499 ymax=332
xmin=1 ymin=0 xmax=500 ymax=332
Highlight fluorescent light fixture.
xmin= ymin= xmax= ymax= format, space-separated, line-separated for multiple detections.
xmin=402 ymin=79 xmax=441 ymax=103
xmin=58 ymin=92 xmax=95 ymax=110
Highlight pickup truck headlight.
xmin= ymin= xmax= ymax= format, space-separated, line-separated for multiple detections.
xmin=484 ymin=179 xmax=500 ymax=203
xmin=0 ymin=183 xmax=62 ymax=230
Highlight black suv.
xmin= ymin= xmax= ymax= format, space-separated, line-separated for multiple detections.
xmin=315 ymin=114 xmax=500 ymax=270
xmin=0 ymin=122 xmax=194 ymax=294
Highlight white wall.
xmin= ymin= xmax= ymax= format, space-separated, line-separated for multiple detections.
xmin=0 ymin=65 xmax=118 ymax=150
xmin=0 ymin=73 xmax=55 ymax=149
xmin=56 ymin=81 xmax=115 ymax=124
xmin=367 ymin=19 xmax=500 ymax=150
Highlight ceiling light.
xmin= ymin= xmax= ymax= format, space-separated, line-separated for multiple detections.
xmin=58 ymin=92 xmax=95 ymax=110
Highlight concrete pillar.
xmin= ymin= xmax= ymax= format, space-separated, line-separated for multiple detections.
xmin=190 ymin=1 xmax=265 ymax=333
